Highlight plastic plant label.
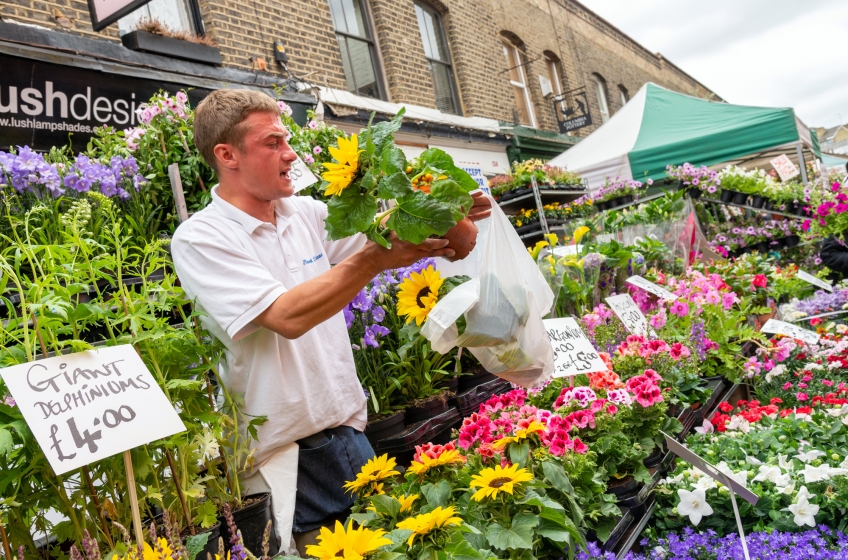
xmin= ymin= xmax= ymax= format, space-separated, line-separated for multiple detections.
xmin=770 ymin=154 xmax=800 ymax=182
xmin=797 ymin=270 xmax=833 ymax=292
xmin=0 ymin=345 xmax=186 ymax=475
xmin=552 ymin=244 xmax=581 ymax=257
xmin=605 ymin=293 xmax=657 ymax=337
xmin=626 ymin=275 xmax=678 ymax=301
xmin=761 ymin=319 xmax=820 ymax=344
xmin=544 ymin=317 xmax=607 ymax=378
xmin=291 ymin=156 xmax=320 ymax=193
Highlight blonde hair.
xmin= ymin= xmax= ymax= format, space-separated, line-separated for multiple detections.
xmin=194 ymin=89 xmax=281 ymax=171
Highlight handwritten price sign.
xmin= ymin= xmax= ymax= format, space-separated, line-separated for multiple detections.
xmin=761 ymin=319 xmax=820 ymax=345
xmin=796 ymin=270 xmax=833 ymax=292
xmin=0 ymin=345 xmax=185 ymax=475
xmin=770 ymin=154 xmax=800 ymax=182
xmin=625 ymin=275 xmax=678 ymax=301
xmin=605 ymin=294 xmax=657 ymax=338
xmin=544 ymin=317 xmax=607 ymax=378
xmin=291 ymin=156 xmax=320 ymax=193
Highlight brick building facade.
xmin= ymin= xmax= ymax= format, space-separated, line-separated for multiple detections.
xmin=0 ymin=0 xmax=716 ymax=147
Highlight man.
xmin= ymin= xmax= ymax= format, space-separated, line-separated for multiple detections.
xmin=171 ymin=89 xmax=489 ymax=554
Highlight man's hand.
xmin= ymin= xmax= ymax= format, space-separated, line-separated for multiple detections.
xmin=363 ymin=233 xmax=454 ymax=274
xmin=467 ymin=191 xmax=492 ymax=222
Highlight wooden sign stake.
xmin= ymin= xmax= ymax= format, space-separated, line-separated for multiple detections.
xmin=168 ymin=164 xmax=189 ymax=224
xmin=123 ymin=450 xmax=145 ymax=547
xmin=0 ymin=520 xmax=13 ymax=560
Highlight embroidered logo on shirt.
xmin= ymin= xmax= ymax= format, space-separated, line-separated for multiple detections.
xmin=302 ymin=253 xmax=324 ymax=265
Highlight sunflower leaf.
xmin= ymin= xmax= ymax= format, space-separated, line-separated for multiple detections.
xmin=418 ymin=148 xmax=478 ymax=192
xmin=381 ymin=146 xmax=407 ymax=175
xmin=370 ymin=108 xmax=406 ymax=154
xmin=369 ymin=494 xmax=402 ymax=518
xmin=387 ymin=191 xmax=456 ymax=244
xmin=430 ymin=179 xmax=474 ymax=220
xmin=485 ymin=513 xmax=537 ymax=550
xmin=184 ymin=532 xmax=210 ymax=560
xmin=379 ymin=172 xmax=414 ymax=199
xmin=325 ymin=189 xmax=378 ymax=239
xmin=421 ymin=479 xmax=451 ymax=507
xmin=509 ymin=441 xmax=530 ymax=469
xmin=541 ymin=460 xmax=574 ymax=494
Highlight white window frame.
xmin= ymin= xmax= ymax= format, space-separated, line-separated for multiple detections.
xmin=619 ymin=86 xmax=628 ymax=107
xmin=503 ymin=41 xmax=537 ymax=128
xmin=594 ymin=77 xmax=610 ymax=123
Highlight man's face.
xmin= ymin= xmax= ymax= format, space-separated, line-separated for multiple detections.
xmin=231 ymin=111 xmax=298 ymax=199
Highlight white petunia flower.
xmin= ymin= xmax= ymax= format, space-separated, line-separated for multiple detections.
xmin=787 ymin=495 xmax=819 ymax=527
xmin=796 ymin=449 xmax=826 ymax=463
xmin=753 ymin=465 xmax=783 ymax=483
xmin=677 ymin=488 xmax=714 ymax=526
xmin=802 ymin=464 xmax=831 ymax=483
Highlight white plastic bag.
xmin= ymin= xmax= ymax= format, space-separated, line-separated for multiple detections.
xmin=422 ymin=198 xmax=554 ymax=388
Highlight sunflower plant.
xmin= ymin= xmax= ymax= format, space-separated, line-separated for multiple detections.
xmin=321 ymin=109 xmax=479 ymax=247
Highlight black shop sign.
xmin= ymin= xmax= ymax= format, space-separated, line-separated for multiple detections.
xmin=553 ymin=89 xmax=593 ymax=134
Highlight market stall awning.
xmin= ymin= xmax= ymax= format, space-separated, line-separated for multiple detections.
xmin=548 ymin=83 xmax=820 ymax=188
xmin=822 ymin=152 xmax=848 ymax=171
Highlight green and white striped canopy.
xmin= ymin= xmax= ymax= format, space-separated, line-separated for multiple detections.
xmin=549 ymin=83 xmax=819 ymax=189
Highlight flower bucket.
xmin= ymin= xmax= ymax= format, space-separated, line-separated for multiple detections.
xmin=607 ymin=475 xmax=639 ymax=497
xmin=442 ymin=217 xmax=478 ymax=261
xmin=365 ymin=410 xmax=406 ymax=446
xmin=218 ymin=493 xmax=278 ymax=557
xmin=750 ymin=195 xmax=764 ymax=208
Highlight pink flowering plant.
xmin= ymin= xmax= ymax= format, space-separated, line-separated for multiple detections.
xmin=666 ymin=163 xmax=720 ymax=195
xmin=804 ymin=178 xmax=848 ymax=240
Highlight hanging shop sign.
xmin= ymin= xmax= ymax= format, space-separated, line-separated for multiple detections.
xmin=0 ymin=345 xmax=186 ymax=475
xmin=552 ymin=88 xmax=593 ymax=134
xmin=87 ymin=0 xmax=154 ymax=31
xmin=544 ymin=317 xmax=607 ymax=378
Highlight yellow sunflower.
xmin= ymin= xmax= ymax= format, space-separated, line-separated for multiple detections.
xmin=305 ymin=521 xmax=391 ymax=560
xmin=407 ymin=449 xmax=465 ymax=476
xmin=396 ymin=506 xmax=463 ymax=546
xmin=396 ymin=265 xmax=444 ymax=325
xmin=343 ymin=455 xmax=400 ymax=495
xmin=321 ymin=134 xmax=362 ymax=197
xmin=398 ymin=493 xmax=420 ymax=512
xmin=469 ymin=463 xmax=534 ymax=501
xmin=492 ymin=420 xmax=547 ymax=450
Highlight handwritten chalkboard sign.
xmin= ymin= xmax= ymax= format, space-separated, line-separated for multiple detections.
xmin=544 ymin=317 xmax=607 ymax=378
xmin=606 ymin=294 xmax=656 ymax=338
xmin=0 ymin=345 xmax=186 ymax=475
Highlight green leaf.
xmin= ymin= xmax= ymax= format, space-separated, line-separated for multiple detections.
xmin=0 ymin=429 xmax=13 ymax=457
xmin=369 ymin=494 xmax=402 ymax=518
xmin=378 ymin=172 xmax=414 ymax=199
xmin=369 ymin=108 xmax=406 ymax=154
xmin=430 ymin=180 xmax=474 ymax=220
xmin=193 ymin=500 xmax=219 ymax=529
xmin=541 ymin=461 xmax=574 ymax=494
xmin=185 ymin=532 xmax=210 ymax=560
xmin=386 ymin=190 xmax=456 ymax=243
xmin=418 ymin=148 xmax=478 ymax=192
xmin=325 ymin=189 xmax=378 ymax=239
xmin=444 ymin=532 xmax=484 ymax=560
xmin=381 ymin=146 xmax=408 ymax=175
xmin=367 ymin=227 xmax=392 ymax=249
xmin=421 ymin=479 xmax=451 ymax=507
xmin=485 ymin=513 xmax=538 ymax=551
xmin=387 ymin=528 xmax=414 ymax=546
xmin=509 ymin=441 xmax=530 ymax=469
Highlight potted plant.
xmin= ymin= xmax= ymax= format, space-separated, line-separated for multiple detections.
xmin=121 ymin=20 xmax=222 ymax=65
xmin=666 ymin=163 xmax=720 ymax=199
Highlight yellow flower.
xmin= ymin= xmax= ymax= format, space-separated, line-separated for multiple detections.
xmin=396 ymin=506 xmax=463 ymax=546
xmin=321 ymin=134 xmax=362 ymax=196
xmin=343 ymin=455 xmax=400 ymax=495
xmin=396 ymin=265 xmax=444 ymax=325
xmin=119 ymin=539 xmax=175 ymax=560
xmin=407 ymin=449 xmax=464 ymax=475
xmin=398 ymin=493 xmax=420 ymax=512
xmin=305 ymin=521 xmax=392 ymax=560
xmin=469 ymin=463 xmax=534 ymax=501
xmin=573 ymin=225 xmax=591 ymax=244
xmin=529 ymin=240 xmax=549 ymax=260
xmin=492 ymin=420 xmax=547 ymax=450
xmin=544 ymin=233 xmax=558 ymax=246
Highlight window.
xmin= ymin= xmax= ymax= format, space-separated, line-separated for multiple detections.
xmin=544 ymin=53 xmax=563 ymax=98
xmin=619 ymin=85 xmax=629 ymax=106
xmin=593 ymin=75 xmax=610 ymax=123
xmin=328 ymin=0 xmax=384 ymax=99
xmin=502 ymin=38 xmax=536 ymax=127
xmin=118 ymin=0 xmax=199 ymax=36
xmin=414 ymin=2 xmax=460 ymax=114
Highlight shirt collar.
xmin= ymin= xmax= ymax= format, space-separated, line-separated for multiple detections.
xmin=210 ymin=185 xmax=299 ymax=234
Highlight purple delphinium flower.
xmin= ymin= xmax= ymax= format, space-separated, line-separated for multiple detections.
xmin=691 ymin=319 xmax=708 ymax=360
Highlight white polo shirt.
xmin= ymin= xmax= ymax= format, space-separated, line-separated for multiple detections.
xmin=171 ymin=187 xmax=368 ymax=467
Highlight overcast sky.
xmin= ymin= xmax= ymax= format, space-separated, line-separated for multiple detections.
xmin=576 ymin=0 xmax=848 ymax=129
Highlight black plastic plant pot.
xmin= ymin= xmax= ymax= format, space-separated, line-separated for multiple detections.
xmin=373 ymin=407 xmax=460 ymax=466
xmin=732 ymin=192 xmax=748 ymax=205
xmin=688 ymin=188 xmax=702 ymax=199
xmin=750 ymin=195 xmax=764 ymax=208
xmin=607 ymin=475 xmax=639 ymax=497
xmin=784 ymin=201 xmax=797 ymax=214
xmin=642 ymin=448 xmax=665 ymax=469
xmin=720 ymin=189 xmax=736 ymax=203
xmin=620 ymin=194 xmax=635 ymax=205
xmin=219 ymin=493 xmax=278 ymax=557
xmin=795 ymin=205 xmax=808 ymax=217
xmin=121 ymin=30 xmax=223 ymax=65
xmin=404 ymin=393 xmax=451 ymax=424
xmin=182 ymin=520 xmax=222 ymax=560
xmin=763 ymin=199 xmax=775 ymax=211
xmin=436 ymin=376 xmax=459 ymax=393
xmin=774 ymin=237 xmax=787 ymax=250
xmin=595 ymin=201 xmax=608 ymax=212
xmin=757 ymin=241 xmax=770 ymax=253
xmin=365 ymin=410 xmax=406 ymax=446
xmin=457 ymin=366 xmax=498 ymax=392
xmin=451 ymin=377 xmax=510 ymax=417
xmin=785 ymin=234 xmax=800 ymax=248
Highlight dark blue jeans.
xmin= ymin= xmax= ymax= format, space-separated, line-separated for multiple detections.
xmin=292 ymin=426 xmax=375 ymax=533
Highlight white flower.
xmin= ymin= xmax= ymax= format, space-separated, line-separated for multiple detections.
xmin=804 ymin=362 xmax=823 ymax=370
xmin=778 ymin=454 xmax=794 ymax=471
xmin=841 ymin=456 xmax=848 ymax=470
xmin=796 ymin=449 xmax=826 ymax=463
xmin=728 ymin=416 xmax=751 ymax=433
xmin=796 ymin=485 xmax=813 ymax=502
xmin=745 ymin=454 xmax=763 ymax=466
xmin=753 ymin=465 xmax=783 ymax=483
xmin=765 ymin=364 xmax=787 ymax=382
xmin=772 ymin=472 xmax=792 ymax=487
xmin=787 ymin=495 xmax=819 ymax=527
xmin=828 ymin=361 xmax=841 ymax=369
xmin=776 ymin=481 xmax=796 ymax=495
xmin=828 ymin=466 xmax=848 ymax=477
xmin=694 ymin=419 xmax=713 ymax=435
xmin=843 ymin=415 xmax=848 ymax=427
xmin=663 ymin=473 xmax=685 ymax=485
xmin=837 ymin=324 xmax=848 ymax=334
xmin=677 ymin=488 xmax=713 ymax=526
xmin=802 ymin=464 xmax=831 ymax=483
xmin=694 ymin=476 xmax=717 ymax=491
xmin=826 ymin=404 xmax=848 ymax=417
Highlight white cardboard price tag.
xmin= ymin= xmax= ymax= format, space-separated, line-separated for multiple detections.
xmin=291 ymin=156 xmax=320 ymax=193
xmin=761 ymin=319 xmax=820 ymax=344
xmin=544 ymin=317 xmax=608 ymax=378
xmin=797 ymin=270 xmax=833 ymax=292
xmin=770 ymin=154 xmax=800 ymax=182
xmin=605 ymin=294 xmax=657 ymax=337
xmin=0 ymin=345 xmax=186 ymax=475
xmin=626 ymin=275 xmax=678 ymax=301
